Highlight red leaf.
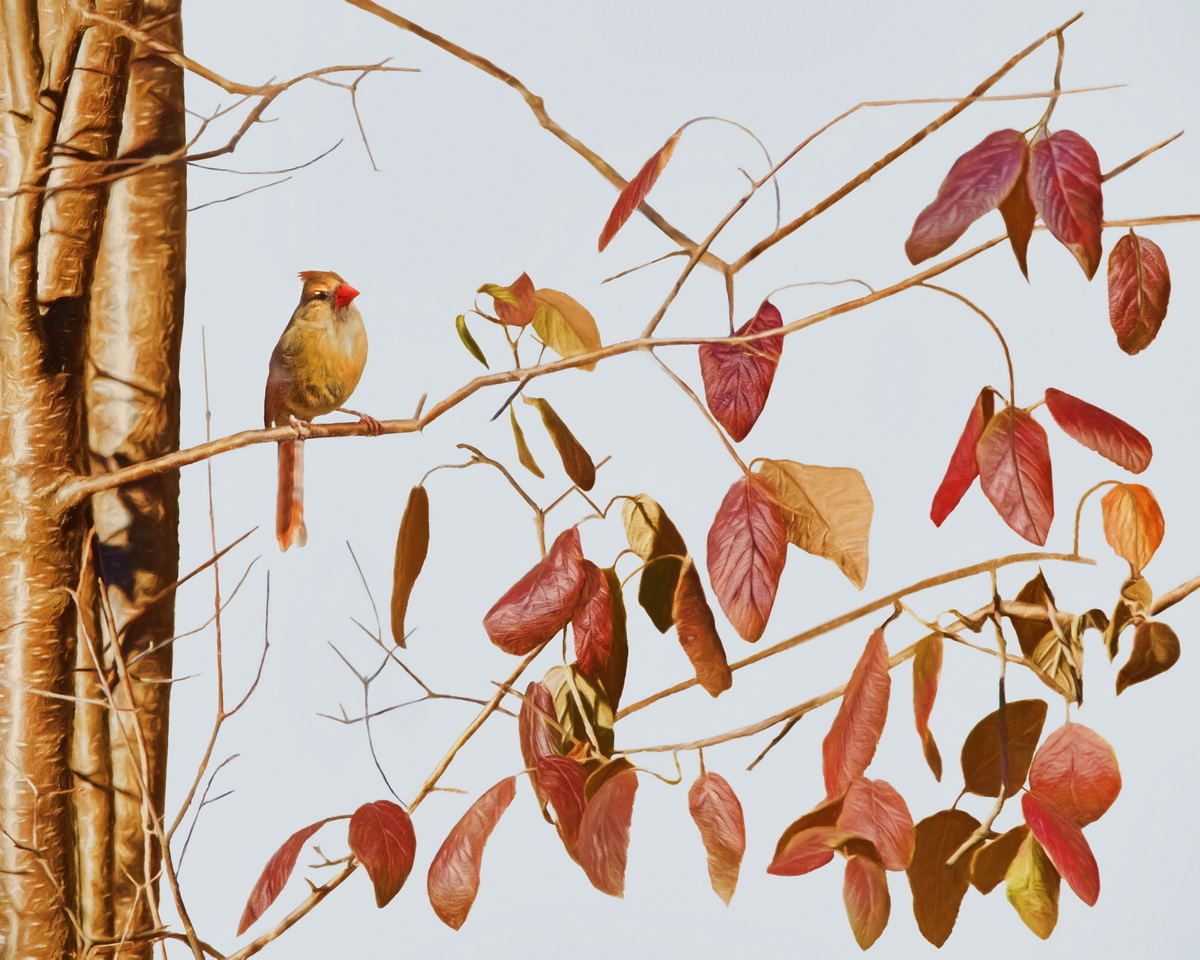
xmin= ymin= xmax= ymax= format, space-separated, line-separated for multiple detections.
xmin=483 ymin=527 xmax=586 ymax=654
xmin=907 ymin=809 xmax=980 ymax=947
xmin=822 ymin=629 xmax=891 ymax=797
xmin=598 ymin=130 xmax=681 ymax=251
xmin=577 ymin=768 xmax=638 ymax=897
xmin=767 ymin=825 xmax=847 ymax=877
xmin=976 ymin=407 xmax=1054 ymax=545
xmin=348 ymin=801 xmax=417 ymax=908
xmin=537 ymin=754 xmax=587 ymax=850
xmin=1028 ymin=723 xmax=1121 ymax=827
xmin=427 ymin=777 xmax=517 ymax=930
xmin=843 ymin=854 xmax=891 ymax=950
xmin=1108 ymin=231 xmax=1171 ymax=354
xmin=706 ymin=474 xmax=788 ymax=643
xmin=519 ymin=681 xmax=558 ymax=772
xmin=1043 ymin=387 xmax=1151 ymax=474
xmin=999 ymin=160 xmax=1036 ymax=279
xmin=912 ymin=636 xmax=943 ymax=781
xmin=931 ymin=388 xmax=994 ymax=526
xmin=837 ymin=778 xmax=915 ymax=872
xmin=237 ymin=819 xmax=332 ymax=935
xmin=486 ymin=272 xmax=537 ymax=327
xmin=572 ymin=561 xmax=613 ymax=683
xmin=672 ymin=557 xmax=733 ymax=696
xmin=699 ymin=301 xmax=784 ymax=443
xmin=1021 ymin=791 xmax=1100 ymax=906
xmin=1027 ymin=130 xmax=1104 ymax=280
xmin=688 ymin=772 xmax=746 ymax=905
xmin=905 ymin=129 xmax=1028 ymax=263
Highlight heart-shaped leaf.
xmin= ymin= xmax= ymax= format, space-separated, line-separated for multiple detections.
xmin=699 ymin=301 xmax=784 ymax=443
xmin=348 ymin=800 xmax=417 ymax=908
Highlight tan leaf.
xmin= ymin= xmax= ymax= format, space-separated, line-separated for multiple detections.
xmin=622 ymin=494 xmax=688 ymax=562
xmin=532 ymin=288 xmax=602 ymax=371
xmin=509 ymin=407 xmax=544 ymax=479
xmin=1100 ymin=483 xmax=1165 ymax=574
xmin=390 ymin=485 xmax=429 ymax=648
xmin=1116 ymin=620 xmax=1180 ymax=694
xmin=524 ymin=396 xmax=596 ymax=491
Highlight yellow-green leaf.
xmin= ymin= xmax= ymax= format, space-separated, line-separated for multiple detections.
xmin=455 ymin=314 xmax=489 ymax=368
xmin=390 ymin=486 xmax=430 ymax=647
xmin=524 ymin=396 xmax=596 ymax=491
xmin=1005 ymin=835 xmax=1060 ymax=939
xmin=531 ymin=289 xmax=602 ymax=371
xmin=509 ymin=408 xmax=544 ymax=479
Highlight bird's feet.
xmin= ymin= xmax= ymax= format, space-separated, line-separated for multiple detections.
xmin=288 ymin=414 xmax=313 ymax=439
xmin=338 ymin=407 xmax=383 ymax=436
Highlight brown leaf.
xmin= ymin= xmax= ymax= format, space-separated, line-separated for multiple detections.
xmin=768 ymin=795 xmax=847 ymax=877
xmin=1006 ymin=834 xmax=1060 ymax=939
xmin=907 ymin=809 xmax=980 ymax=947
xmin=1007 ymin=571 xmax=1056 ymax=659
xmin=688 ymin=771 xmax=746 ymax=905
xmin=1108 ymin=230 xmax=1171 ymax=355
xmin=598 ymin=567 xmax=629 ymax=712
xmin=1116 ymin=620 xmax=1180 ymax=694
xmin=390 ymin=485 xmax=429 ymax=648
xmin=755 ymin=458 xmax=873 ymax=589
xmin=672 ymin=557 xmax=733 ymax=697
xmin=598 ymin=129 xmax=681 ymax=251
xmin=237 ymin=818 xmax=332 ymax=935
xmin=348 ymin=800 xmax=417 ymax=908
xmin=483 ymin=527 xmax=585 ymax=655
xmin=1027 ymin=130 xmax=1104 ymax=279
xmin=960 ymin=699 xmax=1048 ymax=798
xmin=480 ymin=272 xmax=537 ymax=326
xmin=572 ymin=561 xmax=613 ymax=685
xmin=822 ymin=629 xmax=890 ymax=798
xmin=638 ymin=554 xmax=683 ymax=634
xmin=509 ymin=407 xmax=544 ymax=479
xmin=577 ymin=768 xmax=638 ymax=897
xmin=1043 ymin=387 xmax=1152 ymax=474
xmin=837 ymin=777 xmax=914 ymax=871
xmin=1021 ymin=791 xmax=1099 ymax=906
xmin=970 ymin=824 xmax=1029 ymax=895
xmin=999 ymin=160 xmax=1036 ymax=279
xmin=706 ymin=474 xmax=788 ymax=643
xmin=843 ymin=854 xmax=891 ymax=950
xmin=1028 ymin=722 xmax=1121 ymax=827
xmin=911 ymin=635 xmax=943 ymax=781
xmin=542 ymin=664 xmax=614 ymax=760
xmin=931 ymin=388 xmax=994 ymax=527
xmin=524 ymin=396 xmax=596 ymax=491
xmin=531 ymin=288 xmax=602 ymax=371
xmin=976 ymin=406 xmax=1054 ymax=545
xmin=699 ymin=301 xmax=784 ymax=442
xmin=622 ymin=494 xmax=688 ymax=562
xmin=1103 ymin=574 xmax=1153 ymax=661
xmin=427 ymin=777 xmax=517 ymax=930
xmin=1100 ymin=483 xmax=1165 ymax=574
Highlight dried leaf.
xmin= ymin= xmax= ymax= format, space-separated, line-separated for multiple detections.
xmin=1043 ymin=388 xmax=1152 ymax=474
xmin=699 ymin=301 xmax=784 ymax=443
xmin=1020 ymin=791 xmax=1099 ymax=906
xmin=1101 ymin=483 xmax=1165 ymax=574
xmin=390 ymin=485 xmax=429 ymax=648
xmin=907 ymin=809 xmax=980 ymax=947
xmin=1104 ymin=575 xmax=1153 ymax=661
xmin=531 ymin=288 xmax=602 ymax=371
xmin=1027 ymin=130 xmax=1104 ymax=279
xmin=1008 ymin=571 xmax=1056 ymax=659
xmin=672 ymin=557 xmax=733 ymax=697
xmin=598 ymin=129 xmax=682 ymax=251
xmin=1108 ymin=231 xmax=1170 ymax=355
xmin=905 ymin=129 xmax=1028 ymax=263
xmin=480 ymin=272 xmax=537 ymax=326
xmin=837 ymin=777 xmax=914 ymax=871
xmin=756 ymin=458 xmax=873 ymax=589
xmin=237 ymin=818 xmax=332 ymax=934
xmin=706 ymin=474 xmax=788 ymax=643
xmin=688 ymin=771 xmax=746 ymax=906
xmin=1005 ymin=834 xmax=1060 ymax=939
xmin=960 ymin=699 xmax=1048 ymax=798
xmin=931 ymin=388 xmax=994 ymax=526
xmin=999 ymin=161 xmax=1036 ymax=279
xmin=509 ymin=407 xmax=544 ymax=478
xmin=639 ymin=554 xmax=684 ymax=633
xmin=1116 ymin=620 xmax=1180 ymax=694
xmin=483 ymin=527 xmax=586 ymax=655
xmin=598 ymin=567 xmax=629 ymax=711
xmin=455 ymin=313 xmax=489 ymax=368
xmin=822 ymin=629 xmax=891 ymax=798
xmin=970 ymin=825 xmax=1029 ymax=894
xmin=572 ymin=561 xmax=614 ymax=685
xmin=577 ymin=768 xmax=638 ymax=897
xmin=843 ymin=854 xmax=891 ymax=949
xmin=536 ymin=754 xmax=588 ymax=852
xmin=768 ymin=795 xmax=846 ymax=877
xmin=348 ymin=801 xmax=417 ymax=908
xmin=912 ymin=636 xmax=943 ymax=781
xmin=1028 ymin=723 xmax=1121 ymax=827
xmin=524 ymin=396 xmax=596 ymax=491
xmin=542 ymin=663 xmax=615 ymax=759
xmin=427 ymin=777 xmax=517 ymax=930
xmin=622 ymin=494 xmax=688 ymax=561
xmin=976 ymin=406 xmax=1054 ymax=545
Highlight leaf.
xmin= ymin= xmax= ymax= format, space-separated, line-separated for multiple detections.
xmin=1104 ymin=574 xmax=1153 ymax=661
xmin=905 ymin=129 xmax=1028 ymax=263
xmin=1027 ymin=130 xmax=1104 ymax=280
xmin=768 ymin=795 xmax=846 ymax=877
xmin=237 ymin=818 xmax=332 ymax=934
xmin=837 ymin=777 xmax=914 ymax=871
xmin=999 ymin=159 xmax=1036 ymax=279
xmin=1028 ymin=723 xmax=1121 ymax=827
xmin=390 ymin=485 xmax=429 ymax=648
xmin=519 ymin=681 xmax=559 ymax=773
xmin=1006 ymin=834 xmax=1060 ymax=939
xmin=755 ymin=459 xmax=873 ymax=589
xmin=1043 ymin=387 xmax=1152 ymax=473
xmin=524 ymin=397 xmax=596 ymax=491
xmin=509 ymin=407 xmax=544 ymax=478
xmin=1108 ymin=230 xmax=1171 ymax=354
xmin=598 ymin=129 xmax=681 ymax=251
xmin=483 ymin=527 xmax=585 ymax=655
xmin=1101 ymin=483 xmax=1165 ymax=574
xmin=598 ymin=567 xmax=629 ymax=712
xmin=706 ymin=474 xmax=788 ymax=643
xmin=427 ymin=777 xmax=517 ymax=930
xmin=1007 ymin=571 xmax=1057 ymax=659
xmin=531 ymin=289 xmax=602 ymax=371
xmin=638 ymin=554 xmax=684 ymax=634
xmin=970 ymin=825 xmax=1028 ymax=894
xmin=912 ymin=635 xmax=943 ymax=781
xmin=480 ymin=272 xmax=537 ymax=326
xmin=822 ymin=629 xmax=891 ymax=797
xmin=698 ymin=301 xmax=784 ymax=442
xmin=688 ymin=771 xmax=746 ymax=905
xmin=960 ymin=698 xmax=1048 ymax=798
xmin=975 ymin=406 xmax=1054 ymax=545
xmin=843 ymin=854 xmax=891 ymax=950
xmin=907 ymin=809 xmax=980 ymax=947
xmin=931 ymin=388 xmax=994 ymax=526
xmin=577 ymin=767 xmax=638 ymax=897
xmin=454 ymin=314 xmax=489 ymax=368
xmin=572 ymin=561 xmax=613 ymax=685
xmin=672 ymin=557 xmax=733 ymax=697
xmin=1020 ymin=791 xmax=1099 ymax=906
xmin=543 ymin=663 xmax=615 ymax=760
xmin=348 ymin=800 xmax=418 ymax=908
xmin=1116 ymin=620 xmax=1180 ymax=694
xmin=535 ymin=754 xmax=588 ymax=852
xmin=622 ymin=494 xmax=688 ymax=562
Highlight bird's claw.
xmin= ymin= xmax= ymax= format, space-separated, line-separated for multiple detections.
xmin=288 ymin=414 xmax=312 ymax=439
xmin=337 ymin=407 xmax=382 ymax=436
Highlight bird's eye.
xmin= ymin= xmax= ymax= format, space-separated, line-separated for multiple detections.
xmin=311 ymin=290 xmax=328 ymax=299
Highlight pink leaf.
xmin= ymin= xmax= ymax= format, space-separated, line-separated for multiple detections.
xmin=1027 ymin=131 xmax=1104 ymax=280
xmin=348 ymin=801 xmax=417 ymax=908
xmin=822 ymin=629 xmax=891 ymax=797
xmin=237 ymin=819 xmax=332 ymax=935
xmin=843 ymin=854 xmax=891 ymax=950
xmin=572 ymin=560 xmax=613 ymax=683
xmin=598 ymin=130 xmax=681 ymax=251
xmin=577 ymin=768 xmax=638 ymax=897
xmin=688 ymin=771 xmax=746 ymax=905
xmin=1021 ymin=791 xmax=1100 ymax=906
xmin=1043 ymin=387 xmax=1152 ymax=474
xmin=699 ymin=301 xmax=784 ymax=443
xmin=1029 ymin=724 xmax=1121 ymax=827
xmin=483 ymin=527 xmax=586 ymax=654
xmin=976 ymin=407 xmax=1054 ymax=545
xmin=537 ymin=754 xmax=587 ymax=850
xmin=1108 ymin=231 xmax=1170 ymax=355
xmin=931 ymin=388 xmax=994 ymax=526
xmin=767 ymin=825 xmax=846 ymax=877
xmin=837 ymin=777 xmax=915 ymax=871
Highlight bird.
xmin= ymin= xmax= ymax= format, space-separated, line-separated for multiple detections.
xmin=264 ymin=270 xmax=378 ymax=551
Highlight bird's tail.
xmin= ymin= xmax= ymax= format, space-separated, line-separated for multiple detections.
xmin=276 ymin=439 xmax=307 ymax=550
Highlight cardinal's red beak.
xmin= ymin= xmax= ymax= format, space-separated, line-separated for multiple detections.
xmin=335 ymin=283 xmax=361 ymax=310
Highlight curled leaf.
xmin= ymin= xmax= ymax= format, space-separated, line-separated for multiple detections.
xmin=480 ymin=272 xmax=537 ymax=326
xmin=237 ymin=818 xmax=332 ymax=935
xmin=348 ymin=800 xmax=417 ymax=908
xmin=699 ymin=301 xmax=784 ymax=443
xmin=524 ymin=397 xmax=596 ymax=491
xmin=960 ymin=699 xmax=1048 ymax=798
xmin=390 ymin=485 xmax=429 ymax=647
xmin=1027 ymin=130 xmax=1104 ymax=280
xmin=1116 ymin=620 xmax=1180 ymax=694
xmin=598 ymin=129 xmax=681 ymax=251
xmin=768 ymin=795 xmax=846 ymax=877
xmin=975 ymin=406 xmax=1053 ymax=545
xmin=509 ymin=407 xmax=544 ymax=479
xmin=1108 ymin=231 xmax=1170 ymax=355
xmin=1028 ymin=723 xmax=1121 ymax=827
xmin=455 ymin=314 xmax=489 ymax=368
xmin=483 ymin=527 xmax=585 ymax=655
xmin=673 ymin=557 xmax=733 ymax=697
xmin=598 ymin=567 xmax=629 ymax=712
xmin=1100 ymin=483 xmax=1164 ymax=574
xmin=531 ymin=289 xmax=602 ymax=370
xmin=931 ymin=388 xmax=994 ymax=527
xmin=911 ymin=636 xmax=943 ymax=781
xmin=1043 ymin=388 xmax=1152 ymax=474
xmin=837 ymin=777 xmax=914 ymax=872
xmin=688 ymin=771 xmax=746 ymax=905
xmin=822 ymin=629 xmax=890 ymax=798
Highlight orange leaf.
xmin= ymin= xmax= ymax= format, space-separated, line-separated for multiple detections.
xmin=1005 ymin=834 xmax=1060 ymax=939
xmin=837 ymin=777 xmax=914 ymax=871
xmin=348 ymin=801 xmax=417 ymax=908
xmin=699 ymin=301 xmax=784 ymax=443
xmin=572 ymin=561 xmax=613 ymax=685
xmin=999 ymin=159 xmax=1036 ymax=279
xmin=390 ymin=485 xmax=429 ymax=648
xmin=911 ymin=636 xmax=943 ymax=781
xmin=427 ymin=777 xmax=517 ymax=930
xmin=598 ymin=130 xmax=681 ymax=251
xmin=706 ymin=474 xmax=788 ymax=643
xmin=483 ymin=527 xmax=585 ymax=654
xmin=1027 ymin=130 xmax=1104 ymax=279
xmin=768 ymin=795 xmax=846 ymax=877
xmin=970 ymin=824 xmax=1029 ymax=895
xmin=930 ymin=388 xmax=994 ymax=527
xmin=672 ymin=557 xmax=733 ymax=697
xmin=1116 ymin=620 xmax=1180 ymax=694
xmin=1043 ymin=388 xmax=1152 ymax=474
xmin=975 ymin=406 xmax=1054 ymax=545
xmin=237 ymin=818 xmax=332 ymax=935
xmin=1108 ymin=230 xmax=1170 ymax=355
xmin=524 ymin=397 xmax=596 ymax=491
xmin=688 ymin=771 xmax=746 ymax=906
xmin=480 ymin=272 xmax=537 ymax=326
xmin=577 ymin=768 xmax=638 ymax=897
xmin=1021 ymin=791 xmax=1099 ymax=906
xmin=906 ymin=809 xmax=980 ymax=947
xmin=960 ymin=698 xmax=1047 ymax=798
xmin=843 ymin=854 xmax=891 ymax=950
xmin=822 ymin=629 xmax=890 ymax=798
xmin=1028 ymin=723 xmax=1121 ymax=827
xmin=1100 ymin=483 xmax=1165 ymax=574
xmin=531 ymin=288 xmax=602 ymax=370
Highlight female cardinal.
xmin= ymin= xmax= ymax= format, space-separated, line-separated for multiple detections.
xmin=264 ymin=270 xmax=377 ymax=550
